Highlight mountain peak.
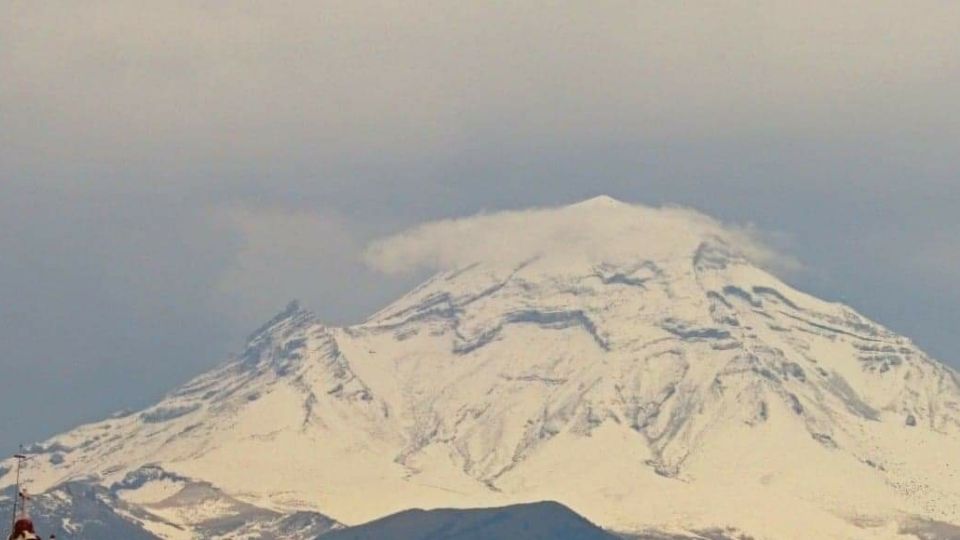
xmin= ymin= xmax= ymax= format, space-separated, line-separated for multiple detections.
xmin=246 ymin=299 xmax=315 ymax=341
xmin=365 ymin=199 xmax=775 ymax=279
xmin=570 ymin=194 xmax=625 ymax=208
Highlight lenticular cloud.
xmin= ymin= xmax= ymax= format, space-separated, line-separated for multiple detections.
xmin=364 ymin=196 xmax=796 ymax=276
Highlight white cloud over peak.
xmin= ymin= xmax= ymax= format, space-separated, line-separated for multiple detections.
xmin=365 ymin=196 xmax=801 ymax=276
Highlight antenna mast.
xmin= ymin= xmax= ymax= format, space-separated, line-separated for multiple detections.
xmin=10 ymin=447 xmax=27 ymax=535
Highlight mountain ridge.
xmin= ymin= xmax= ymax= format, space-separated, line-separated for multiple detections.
xmin=320 ymin=501 xmax=622 ymax=540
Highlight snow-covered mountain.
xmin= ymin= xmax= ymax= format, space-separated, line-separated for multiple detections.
xmin=4 ymin=196 xmax=960 ymax=539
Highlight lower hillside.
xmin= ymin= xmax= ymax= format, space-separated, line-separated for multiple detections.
xmin=0 ymin=480 xmax=341 ymax=540
xmin=319 ymin=501 xmax=621 ymax=540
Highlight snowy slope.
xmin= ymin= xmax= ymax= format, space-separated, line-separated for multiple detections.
xmin=4 ymin=197 xmax=960 ymax=540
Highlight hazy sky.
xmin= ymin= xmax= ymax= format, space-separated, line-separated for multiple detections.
xmin=1 ymin=1 xmax=959 ymax=445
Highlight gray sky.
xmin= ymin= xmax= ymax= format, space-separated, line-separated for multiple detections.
xmin=1 ymin=1 xmax=959 ymax=446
